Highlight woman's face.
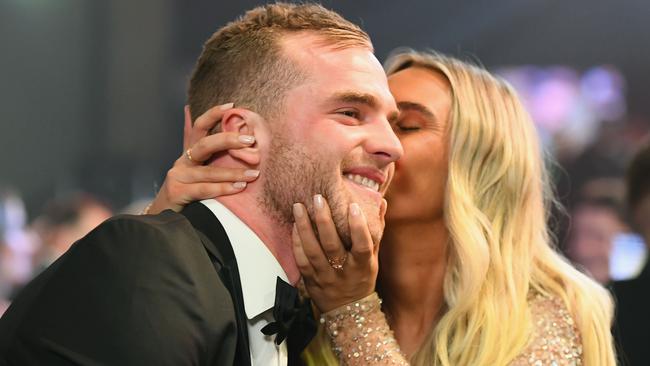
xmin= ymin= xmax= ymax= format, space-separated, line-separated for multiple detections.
xmin=385 ymin=67 xmax=452 ymax=224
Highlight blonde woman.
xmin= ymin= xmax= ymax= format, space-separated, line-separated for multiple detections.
xmin=150 ymin=51 xmax=616 ymax=365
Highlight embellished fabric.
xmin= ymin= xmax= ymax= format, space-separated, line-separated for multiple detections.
xmin=318 ymin=291 xmax=582 ymax=366
xmin=509 ymin=293 xmax=583 ymax=366
xmin=320 ymin=292 xmax=408 ymax=365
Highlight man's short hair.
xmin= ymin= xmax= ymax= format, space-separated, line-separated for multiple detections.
xmin=626 ymin=142 xmax=650 ymax=213
xmin=188 ymin=2 xmax=372 ymax=122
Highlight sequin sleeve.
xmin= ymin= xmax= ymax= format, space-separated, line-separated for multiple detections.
xmin=320 ymin=292 xmax=409 ymax=365
xmin=509 ymin=294 xmax=583 ymax=366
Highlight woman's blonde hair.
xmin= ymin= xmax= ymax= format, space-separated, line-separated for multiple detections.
xmin=386 ymin=51 xmax=615 ymax=365
xmin=304 ymin=50 xmax=616 ymax=365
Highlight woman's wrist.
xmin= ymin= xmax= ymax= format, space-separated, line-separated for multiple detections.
xmin=320 ymin=292 xmax=408 ymax=364
xmin=321 ymin=292 xmax=380 ymax=320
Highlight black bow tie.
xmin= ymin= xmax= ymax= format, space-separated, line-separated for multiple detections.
xmin=261 ymin=277 xmax=316 ymax=354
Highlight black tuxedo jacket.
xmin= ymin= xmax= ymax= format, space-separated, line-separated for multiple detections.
xmin=612 ymin=263 xmax=650 ymax=366
xmin=0 ymin=202 xmax=252 ymax=366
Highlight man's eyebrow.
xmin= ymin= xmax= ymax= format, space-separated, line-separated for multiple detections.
xmin=397 ymin=101 xmax=437 ymax=121
xmin=329 ymin=91 xmax=380 ymax=109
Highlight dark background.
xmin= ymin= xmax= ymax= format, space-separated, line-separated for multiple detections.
xmin=2 ymin=0 xmax=649 ymax=217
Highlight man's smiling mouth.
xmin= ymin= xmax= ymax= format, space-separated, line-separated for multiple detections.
xmin=343 ymin=173 xmax=380 ymax=192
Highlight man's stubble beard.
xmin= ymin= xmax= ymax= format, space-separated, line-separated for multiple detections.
xmin=260 ymin=130 xmax=384 ymax=248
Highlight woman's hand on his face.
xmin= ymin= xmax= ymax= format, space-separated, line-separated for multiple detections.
xmin=292 ymin=195 xmax=387 ymax=313
xmin=146 ymin=103 xmax=259 ymax=214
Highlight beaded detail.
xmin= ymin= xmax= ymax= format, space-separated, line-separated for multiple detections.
xmin=320 ymin=292 xmax=408 ymax=365
xmin=509 ymin=293 xmax=583 ymax=366
xmin=319 ymin=291 xmax=582 ymax=366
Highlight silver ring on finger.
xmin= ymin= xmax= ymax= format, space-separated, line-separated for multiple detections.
xmin=327 ymin=254 xmax=347 ymax=270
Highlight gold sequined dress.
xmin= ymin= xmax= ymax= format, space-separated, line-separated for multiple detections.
xmin=320 ymin=292 xmax=582 ymax=365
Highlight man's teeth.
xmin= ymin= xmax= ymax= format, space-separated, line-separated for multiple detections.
xmin=345 ymin=174 xmax=380 ymax=192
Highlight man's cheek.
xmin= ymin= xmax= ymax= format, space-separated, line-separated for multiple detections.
xmin=381 ymin=164 xmax=396 ymax=196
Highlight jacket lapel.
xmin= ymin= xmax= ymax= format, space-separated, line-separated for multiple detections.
xmin=180 ymin=202 xmax=251 ymax=366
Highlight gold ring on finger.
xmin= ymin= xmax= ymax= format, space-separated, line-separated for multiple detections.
xmin=185 ymin=148 xmax=195 ymax=163
xmin=327 ymin=254 xmax=347 ymax=270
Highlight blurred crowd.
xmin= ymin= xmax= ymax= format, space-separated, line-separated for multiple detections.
xmin=0 ymin=192 xmax=148 ymax=314
xmin=560 ymin=121 xmax=650 ymax=285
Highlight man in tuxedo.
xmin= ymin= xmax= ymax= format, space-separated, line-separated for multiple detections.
xmin=0 ymin=3 xmax=402 ymax=365
xmin=613 ymin=142 xmax=650 ymax=366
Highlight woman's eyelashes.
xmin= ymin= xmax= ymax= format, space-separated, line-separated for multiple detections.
xmin=395 ymin=120 xmax=421 ymax=132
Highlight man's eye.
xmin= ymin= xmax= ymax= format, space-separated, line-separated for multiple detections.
xmin=338 ymin=110 xmax=359 ymax=119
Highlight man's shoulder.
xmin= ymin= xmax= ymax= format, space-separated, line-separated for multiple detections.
xmin=0 ymin=210 xmax=239 ymax=366
xmin=59 ymin=209 xmax=217 ymax=282
xmin=99 ymin=209 xmax=193 ymax=238
xmin=79 ymin=209 xmax=201 ymax=251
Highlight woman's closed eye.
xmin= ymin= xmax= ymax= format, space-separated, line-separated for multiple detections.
xmin=395 ymin=122 xmax=420 ymax=132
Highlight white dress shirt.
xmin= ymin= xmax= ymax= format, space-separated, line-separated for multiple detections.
xmin=201 ymin=199 xmax=288 ymax=366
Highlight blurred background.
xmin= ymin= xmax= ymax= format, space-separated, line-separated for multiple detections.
xmin=1 ymin=0 xmax=649 ymax=311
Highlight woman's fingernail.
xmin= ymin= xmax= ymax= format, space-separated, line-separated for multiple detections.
xmin=244 ymin=169 xmax=260 ymax=177
xmin=293 ymin=203 xmax=304 ymax=218
xmin=350 ymin=203 xmax=360 ymax=217
xmin=239 ymin=135 xmax=255 ymax=144
xmin=233 ymin=181 xmax=247 ymax=189
xmin=219 ymin=102 xmax=234 ymax=110
xmin=314 ymin=194 xmax=323 ymax=209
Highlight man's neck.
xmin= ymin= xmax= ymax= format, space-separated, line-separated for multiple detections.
xmin=216 ymin=194 xmax=300 ymax=285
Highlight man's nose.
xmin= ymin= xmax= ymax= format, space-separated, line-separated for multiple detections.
xmin=364 ymin=119 xmax=404 ymax=164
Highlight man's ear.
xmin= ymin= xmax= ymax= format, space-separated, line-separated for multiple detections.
xmin=220 ymin=108 xmax=263 ymax=166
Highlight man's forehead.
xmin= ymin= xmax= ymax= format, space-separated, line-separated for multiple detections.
xmin=279 ymin=33 xmax=396 ymax=113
